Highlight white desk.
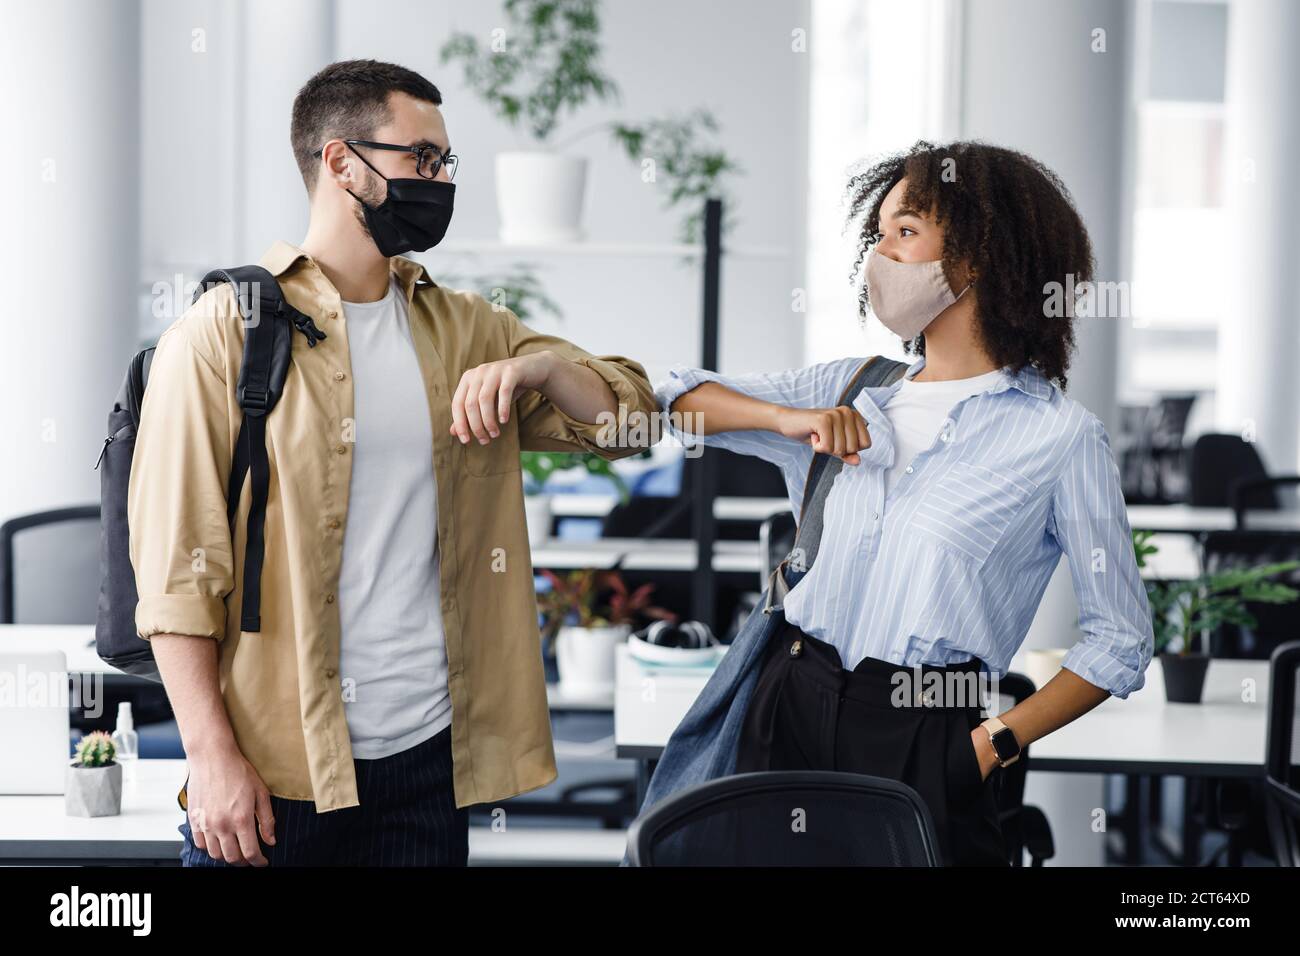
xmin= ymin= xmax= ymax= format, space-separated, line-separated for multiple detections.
xmin=0 ymin=758 xmax=186 ymax=863
xmin=549 ymin=498 xmax=1300 ymax=535
xmin=529 ymin=534 xmax=1200 ymax=578
xmin=0 ymin=758 xmax=627 ymax=865
xmin=1127 ymin=504 xmax=1300 ymax=534
xmin=0 ymin=625 xmax=614 ymax=712
xmin=614 ymin=644 xmax=1276 ymax=779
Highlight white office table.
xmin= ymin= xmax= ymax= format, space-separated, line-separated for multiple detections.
xmin=614 ymin=644 xmax=1278 ymax=779
xmin=1127 ymin=504 xmax=1300 ymax=534
xmin=0 ymin=625 xmax=613 ymax=711
xmin=0 ymin=758 xmax=628 ymax=866
xmin=549 ymin=498 xmax=1300 ymax=535
xmin=529 ymin=534 xmax=1200 ymax=578
xmin=0 ymin=758 xmax=187 ymax=863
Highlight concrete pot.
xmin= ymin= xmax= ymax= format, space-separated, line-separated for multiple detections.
xmin=65 ymin=761 xmax=123 ymax=817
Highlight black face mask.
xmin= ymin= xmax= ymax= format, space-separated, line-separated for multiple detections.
xmin=346 ymin=143 xmax=455 ymax=257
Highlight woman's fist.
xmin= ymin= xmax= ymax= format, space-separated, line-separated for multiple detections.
xmin=775 ymin=406 xmax=872 ymax=464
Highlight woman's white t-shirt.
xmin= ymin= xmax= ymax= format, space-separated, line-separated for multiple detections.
xmin=879 ymin=367 xmax=1005 ymax=498
xmin=336 ymin=276 xmax=452 ymax=759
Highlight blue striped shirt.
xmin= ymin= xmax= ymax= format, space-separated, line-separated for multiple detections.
xmin=654 ymin=354 xmax=1154 ymax=699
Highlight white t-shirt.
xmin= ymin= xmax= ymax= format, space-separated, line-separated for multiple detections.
xmin=880 ymin=367 xmax=1005 ymax=498
xmin=336 ymin=276 xmax=451 ymax=759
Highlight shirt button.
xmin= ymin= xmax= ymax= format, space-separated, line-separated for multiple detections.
xmin=872 ymin=512 xmax=879 ymax=520
xmin=325 ymin=593 xmax=335 ymax=604
xmin=326 ymin=310 xmax=338 ymax=320
xmin=324 ymin=668 xmax=336 ymax=679
xmin=905 ymin=465 xmax=914 ymax=474
xmin=334 ymin=370 xmax=346 ymax=382
xmin=336 ymin=444 xmax=347 ymax=455
xmin=327 ymin=517 xmax=341 ymax=530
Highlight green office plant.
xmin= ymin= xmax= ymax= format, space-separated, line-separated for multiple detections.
xmin=439 ymin=264 xmax=564 ymax=326
xmin=441 ymin=0 xmax=739 ymax=244
xmin=1131 ymin=529 xmax=1299 ymax=702
xmin=609 ymin=111 xmax=740 ymax=244
xmin=520 ymin=449 xmax=637 ymax=501
xmin=66 ymin=730 xmax=123 ymax=818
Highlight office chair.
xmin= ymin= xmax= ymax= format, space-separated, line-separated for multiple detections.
xmin=0 ymin=505 xmax=175 ymax=736
xmin=1188 ymin=433 xmax=1274 ymax=508
xmin=987 ymin=672 xmax=1055 ymax=866
xmin=626 ymin=770 xmax=943 ymax=865
xmin=1264 ymin=641 xmax=1300 ymax=866
xmin=1119 ymin=397 xmax=1196 ymax=504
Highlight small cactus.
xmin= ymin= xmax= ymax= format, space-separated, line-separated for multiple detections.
xmin=74 ymin=730 xmax=117 ymax=768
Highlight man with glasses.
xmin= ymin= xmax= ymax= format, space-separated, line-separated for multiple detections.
xmin=128 ymin=58 xmax=658 ymax=866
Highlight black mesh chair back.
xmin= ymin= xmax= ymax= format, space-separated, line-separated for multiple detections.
xmin=1264 ymin=641 xmax=1300 ymax=866
xmin=0 ymin=506 xmax=101 ymax=624
xmin=627 ymin=770 xmax=941 ymax=866
xmin=0 ymin=505 xmax=173 ymax=731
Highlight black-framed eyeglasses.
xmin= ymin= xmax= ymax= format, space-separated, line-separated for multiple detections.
xmin=312 ymin=139 xmax=458 ymax=181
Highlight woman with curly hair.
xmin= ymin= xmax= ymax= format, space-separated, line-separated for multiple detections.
xmin=648 ymin=140 xmax=1154 ymax=866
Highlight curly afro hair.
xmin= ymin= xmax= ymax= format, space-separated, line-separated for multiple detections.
xmin=845 ymin=140 xmax=1094 ymax=392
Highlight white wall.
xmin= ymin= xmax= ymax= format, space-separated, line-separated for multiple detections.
xmin=138 ymin=0 xmax=812 ymax=381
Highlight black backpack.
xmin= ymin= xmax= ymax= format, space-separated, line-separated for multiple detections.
xmin=95 ymin=265 xmax=327 ymax=680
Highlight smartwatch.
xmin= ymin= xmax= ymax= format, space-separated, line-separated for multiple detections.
xmin=981 ymin=716 xmax=1022 ymax=768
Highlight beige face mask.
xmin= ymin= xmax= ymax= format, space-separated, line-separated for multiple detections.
xmin=865 ymin=246 xmax=972 ymax=339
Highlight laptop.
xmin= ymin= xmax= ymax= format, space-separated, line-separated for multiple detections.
xmin=0 ymin=650 xmax=72 ymax=794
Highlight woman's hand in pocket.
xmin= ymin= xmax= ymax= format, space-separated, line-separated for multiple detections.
xmin=775 ymin=406 xmax=872 ymax=464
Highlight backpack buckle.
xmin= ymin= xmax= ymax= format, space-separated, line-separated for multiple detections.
xmin=239 ymin=385 xmax=269 ymax=412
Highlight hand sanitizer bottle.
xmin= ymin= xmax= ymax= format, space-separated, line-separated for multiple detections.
xmin=112 ymin=702 xmax=139 ymax=782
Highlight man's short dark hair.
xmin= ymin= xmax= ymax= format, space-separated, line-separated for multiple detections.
xmin=291 ymin=58 xmax=442 ymax=194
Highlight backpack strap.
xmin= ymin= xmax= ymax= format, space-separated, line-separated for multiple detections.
xmin=762 ymin=355 xmax=910 ymax=614
xmin=191 ymin=266 xmax=327 ymax=632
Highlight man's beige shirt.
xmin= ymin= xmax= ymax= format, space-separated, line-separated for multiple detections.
xmin=129 ymin=240 xmax=657 ymax=812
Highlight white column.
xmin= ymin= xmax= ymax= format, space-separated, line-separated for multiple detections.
xmin=961 ymin=0 xmax=1130 ymax=866
xmin=238 ymin=0 xmax=336 ymax=257
xmin=1215 ymin=0 xmax=1300 ymax=471
xmin=0 ymin=0 xmax=141 ymax=522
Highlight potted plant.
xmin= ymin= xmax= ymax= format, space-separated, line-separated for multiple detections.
xmin=441 ymin=0 xmax=617 ymax=242
xmin=66 ymin=730 xmax=122 ymax=818
xmin=441 ymin=0 xmax=738 ymax=243
xmin=520 ymin=449 xmax=644 ymax=545
xmin=538 ymin=567 xmax=676 ymax=693
xmin=1132 ymin=530 xmax=1299 ymax=703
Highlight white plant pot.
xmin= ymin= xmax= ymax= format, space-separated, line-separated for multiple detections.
xmin=524 ymin=493 xmax=553 ymax=546
xmin=555 ymin=624 xmax=631 ymax=695
xmin=65 ymin=762 xmax=122 ymax=817
xmin=496 ymin=151 xmax=588 ymax=243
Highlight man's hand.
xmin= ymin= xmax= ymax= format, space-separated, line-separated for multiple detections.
xmin=774 ymin=406 xmax=872 ymax=464
xmin=449 ymin=352 xmax=554 ymax=445
xmin=186 ymin=742 xmax=277 ymax=866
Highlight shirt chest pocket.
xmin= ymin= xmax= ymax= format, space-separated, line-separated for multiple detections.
xmin=909 ymin=460 xmax=1038 ymax=566
xmin=461 ymin=417 xmax=522 ymax=476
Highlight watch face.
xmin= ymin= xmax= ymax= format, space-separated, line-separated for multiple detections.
xmin=991 ymin=728 xmax=1019 ymax=761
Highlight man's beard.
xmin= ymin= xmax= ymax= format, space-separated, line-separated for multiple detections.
xmin=350 ymin=175 xmax=385 ymax=246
